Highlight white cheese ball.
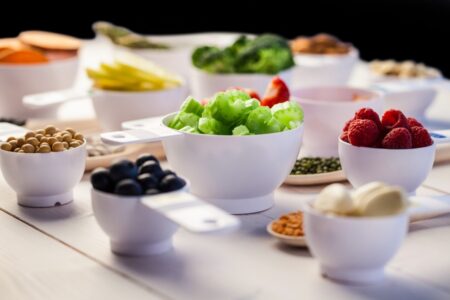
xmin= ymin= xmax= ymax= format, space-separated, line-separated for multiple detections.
xmin=315 ymin=184 xmax=354 ymax=215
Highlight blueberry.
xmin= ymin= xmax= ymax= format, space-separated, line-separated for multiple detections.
xmin=161 ymin=169 xmax=176 ymax=179
xmin=114 ymin=179 xmax=143 ymax=196
xmin=137 ymin=173 xmax=159 ymax=190
xmin=109 ymin=159 xmax=138 ymax=182
xmin=145 ymin=188 xmax=160 ymax=195
xmin=136 ymin=154 xmax=159 ymax=167
xmin=139 ymin=160 xmax=163 ymax=178
xmin=159 ymin=175 xmax=186 ymax=192
xmin=90 ymin=167 xmax=114 ymax=192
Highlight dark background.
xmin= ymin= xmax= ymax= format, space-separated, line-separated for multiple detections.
xmin=1 ymin=0 xmax=449 ymax=76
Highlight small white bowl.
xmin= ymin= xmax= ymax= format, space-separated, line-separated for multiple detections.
xmin=373 ymin=82 xmax=437 ymax=119
xmin=114 ymin=113 xmax=303 ymax=214
xmin=293 ymin=86 xmax=384 ymax=156
xmin=91 ymin=85 xmax=188 ymax=131
xmin=0 ymin=142 xmax=86 ymax=207
xmin=338 ymin=139 xmax=436 ymax=193
xmin=189 ymin=67 xmax=293 ymax=99
xmin=161 ymin=115 xmax=303 ymax=214
xmin=91 ymin=187 xmax=180 ymax=256
xmin=292 ymin=48 xmax=359 ymax=89
xmin=0 ymin=57 xmax=79 ymax=118
xmin=303 ymin=202 xmax=408 ymax=284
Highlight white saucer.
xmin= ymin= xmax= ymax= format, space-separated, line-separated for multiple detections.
xmin=266 ymin=220 xmax=308 ymax=247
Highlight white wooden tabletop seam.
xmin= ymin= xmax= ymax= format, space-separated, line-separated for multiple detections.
xmin=0 ymin=206 xmax=173 ymax=300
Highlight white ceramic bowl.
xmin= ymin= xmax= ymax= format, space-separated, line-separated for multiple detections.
xmin=292 ymin=48 xmax=359 ymax=89
xmin=0 ymin=142 xmax=86 ymax=207
xmin=189 ymin=67 xmax=293 ymax=99
xmin=372 ymin=82 xmax=437 ymax=119
xmin=339 ymin=139 xmax=436 ymax=193
xmin=293 ymin=86 xmax=384 ymax=156
xmin=0 ymin=57 xmax=79 ymax=118
xmin=91 ymin=188 xmax=179 ymax=256
xmin=383 ymin=88 xmax=436 ymax=119
xmin=91 ymin=85 xmax=188 ymax=131
xmin=125 ymin=114 xmax=303 ymax=214
xmin=304 ymin=203 xmax=408 ymax=284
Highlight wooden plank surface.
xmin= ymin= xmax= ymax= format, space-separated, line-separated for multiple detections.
xmin=0 ymin=209 xmax=166 ymax=300
xmin=0 ymin=173 xmax=449 ymax=300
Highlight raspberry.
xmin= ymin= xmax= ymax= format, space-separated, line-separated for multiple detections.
xmin=348 ymin=119 xmax=380 ymax=147
xmin=342 ymin=119 xmax=354 ymax=131
xmin=354 ymin=108 xmax=383 ymax=131
xmin=407 ymin=117 xmax=424 ymax=128
xmin=381 ymin=109 xmax=410 ymax=131
xmin=411 ymin=126 xmax=433 ymax=148
xmin=340 ymin=131 xmax=349 ymax=143
xmin=381 ymin=127 xmax=412 ymax=149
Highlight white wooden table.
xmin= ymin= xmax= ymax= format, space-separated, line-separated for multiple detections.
xmin=1 ymin=40 xmax=450 ymax=300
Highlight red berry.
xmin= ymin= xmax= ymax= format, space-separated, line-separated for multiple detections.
xmin=348 ymin=119 xmax=380 ymax=147
xmin=354 ymin=108 xmax=383 ymax=131
xmin=410 ymin=126 xmax=433 ymax=148
xmin=381 ymin=109 xmax=410 ymax=131
xmin=261 ymin=76 xmax=290 ymax=107
xmin=340 ymin=131 xmax=349 ymax=143
xmin=407 ymin=117 xmax=424 ymax=128
xmin=381 ymin=127 xmax=412 ymax=149
xmin=343 ymin=119 xmax=354 ymax=132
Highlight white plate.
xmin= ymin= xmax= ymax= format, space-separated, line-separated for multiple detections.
xmin=283 ymin=170 xmax=346 ymax=186
xmin=266 ymin=221 xmax=307 ymax=247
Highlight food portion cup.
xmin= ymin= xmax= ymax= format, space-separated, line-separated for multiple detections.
xmin=372 ymin=82 xmax=437 ymax=120
xmin=0 ymin=57 xmax=79 ymax=118
xmin=91 ymin=85 xmax=188 ymax=131
xmin=101 ymin=113 xmax=304 ymax=214
xmin=0 ymin=141 xmax=86 ymax=207
xmin=92 ymin=188 xmax=180 ymax=256
xmin=293 ymin=86 xmax=384 ymax=157
xmin=338 ymin=139 xmax=436 ymax=194
xmin=303 ymin=202 xmax=408 ymax=284
xmin=92 ymin=182 xmax=240 ymax=256
xmin=189 ymin=67 xmax=292 ymax=99
xmin=291 ymin=48 xmax=358 ymax=89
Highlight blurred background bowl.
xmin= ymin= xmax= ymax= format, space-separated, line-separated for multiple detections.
xmin=0 ymin=57 xmax=79 ymax=119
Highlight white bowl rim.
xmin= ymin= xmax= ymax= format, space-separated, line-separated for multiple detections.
xmin=338 ymin=138 xmax=436 ymax=152
xmin=160 ymin=112 xmax=304 ymax=139
xmin=293 ymin=86 xmax=384 ymax=106
xmin=90 ymin=82 xmax=187 ymax=96
xmin=0 ymin=139 xmax=86 ymax=157
xmin=91 ymin=180 xmax=190 ymax=201
xmin=303 ymin=200 xmax=408 ymax=221
xmin=191 ymin=65 xmax=294 ymax=77
xmin=293 ymin=47 xmax=359 ymax=58
xmin=0 ymin=55 xmax=79 ymax=70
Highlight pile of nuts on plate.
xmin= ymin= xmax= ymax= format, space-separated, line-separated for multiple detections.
xmin=86 ymin=136 xmax=125 ymax=157
xmin=271 ymin=211 xmax=304 ymax=237
xmin=369 ymin=59 xmax=441 ymax=79
xmin=290 ymin=33 xmax=352 ymax=55
xmin=0 ymin=125 xmax=84 ymax=153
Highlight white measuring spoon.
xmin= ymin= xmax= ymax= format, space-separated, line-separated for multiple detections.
xmin=22 ymin=89 xmax=90 ymax=109
xmin=0 ymin=123 xmax=28 ymax=141
xmin=140 ymin=189 xmax=240 ymax=233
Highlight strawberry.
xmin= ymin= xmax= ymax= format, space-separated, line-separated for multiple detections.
xmin=261 ymin=76 xmax=290 ymax=107
xmin=227 ymin=87 xmax=261 ymax=100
